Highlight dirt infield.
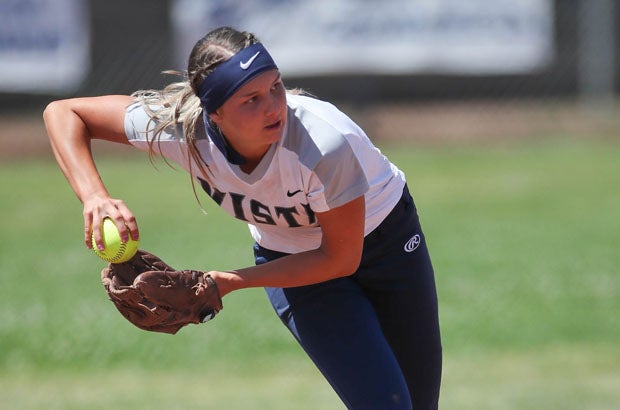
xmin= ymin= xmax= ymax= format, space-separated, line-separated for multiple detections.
xmin=2 ymin=100 xmax=619 ymax=161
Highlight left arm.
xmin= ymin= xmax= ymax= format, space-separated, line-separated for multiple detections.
xmin=211 ymin=195 xmax=365 ymax=297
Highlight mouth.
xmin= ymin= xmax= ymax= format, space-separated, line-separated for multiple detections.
xmin=265 ymin=120 xmax=282 ymax=131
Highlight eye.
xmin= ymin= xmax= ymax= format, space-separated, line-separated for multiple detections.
xmin=271 ymin=82 xmax=285 ymax=96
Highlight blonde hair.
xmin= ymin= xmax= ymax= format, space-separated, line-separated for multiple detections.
xmin=130 ymin=27 xmax=259 ymax=199
xmin=131 ymin=75 xmax=201 ymax=168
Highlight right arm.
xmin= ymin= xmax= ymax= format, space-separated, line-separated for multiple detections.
xmin=43 ymin=95 xmax=139 ymax=250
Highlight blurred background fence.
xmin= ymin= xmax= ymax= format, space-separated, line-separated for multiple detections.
xmin=0 ymin=0 xmax=618 ymax=147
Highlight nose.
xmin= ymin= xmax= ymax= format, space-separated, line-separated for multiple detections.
xmin=265 ymin=92 xmax=281 ymax=117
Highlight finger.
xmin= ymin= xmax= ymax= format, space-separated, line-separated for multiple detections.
xmin=124 ymin=214 xmax=140 ymax=242
xmin=109 ymin=214 xmax=131 ymax=243
xmin=113 ymin=201 xmax=139 ymax=242
xmin=83 ymin=212 xmax=94 ymax=249
xmin=90 ymin=214 xmax=105 ymax=251
xmin=95 ymin=201 xmax=126 ymax=242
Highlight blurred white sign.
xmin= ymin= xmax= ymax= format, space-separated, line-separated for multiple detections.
xmin=172 ymin=0 xmax=554 ymax=76
xmin=0 ymin=0 xmax=90 ymax=93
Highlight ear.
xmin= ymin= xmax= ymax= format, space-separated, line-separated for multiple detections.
xmin=208 ymin=110 xmax=222 ymax=126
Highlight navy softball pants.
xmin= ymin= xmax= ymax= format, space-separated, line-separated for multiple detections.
xmin=254 ymin=186 xmax=442 ymax=409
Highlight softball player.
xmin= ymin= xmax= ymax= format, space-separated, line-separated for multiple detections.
xmin=44 ymin=26 xmax=442 ymax=409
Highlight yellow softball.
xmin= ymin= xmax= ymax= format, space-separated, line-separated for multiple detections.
xmin=92 ymin=217 xmax=139 ymax=263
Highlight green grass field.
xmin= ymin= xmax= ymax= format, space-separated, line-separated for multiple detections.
xmin=1 ymin=136 xmax=619 ymax=409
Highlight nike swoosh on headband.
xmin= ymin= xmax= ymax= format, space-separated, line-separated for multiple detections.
xmin=240 ymin=51 xmax=261 ymax=70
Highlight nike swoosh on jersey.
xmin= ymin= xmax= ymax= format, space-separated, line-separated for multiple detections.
xmin=286 ymin=189 xmax=303 ymax=197
xmin=240 ymin=51 xmax=261 ymax=70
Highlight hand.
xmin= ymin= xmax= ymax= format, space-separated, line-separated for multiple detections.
xmin=84 ymin=195 xmax=139 ymax=250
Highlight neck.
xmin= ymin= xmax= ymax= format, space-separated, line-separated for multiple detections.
xmin=236 ymin=144 xmax=271 ymax=174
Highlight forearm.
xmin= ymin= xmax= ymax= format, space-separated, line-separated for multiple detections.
xmin=43 ymin=100 xmax=109 ymax=203
xmin=214 ymin=247 xmax=360 ymax=297
xmin=42 ymin=96 xmax=139 ymax=247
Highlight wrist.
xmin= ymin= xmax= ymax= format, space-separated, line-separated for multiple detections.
xmin=209 ymin=270 xmax=242 ymax=298
xmin=80 ymin=189 xmax=111 ymax=204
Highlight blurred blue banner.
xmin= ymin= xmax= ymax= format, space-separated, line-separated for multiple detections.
xmin=172 ymin=0 xmax=554 ymax=76
xmin=0 ymin=0 xmax=90 ymax=93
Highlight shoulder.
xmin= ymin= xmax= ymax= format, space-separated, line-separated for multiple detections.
xmin=285 ymin=94 xmax=355 ymax=130
xmin=124 ymin=102 xmax=159 ymax=142
xmin=283 ymin=94 xmax=363 ymax=162
xmin=124 ymin=101 xmax=207 ymax=143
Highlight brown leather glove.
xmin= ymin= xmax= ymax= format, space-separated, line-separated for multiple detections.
xmin=101 ymin=250 xmax=222 ymax=334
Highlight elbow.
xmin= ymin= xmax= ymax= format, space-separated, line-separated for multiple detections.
xmin=43 ymin=99 xmax=62 ymax=114
xmin=43 ymin=99 xmax=67 ymax=125
xmin=42 ymin=101 xmax=57 ymax=123
xmin=345 ymin=251 xmax=363 ymax=276
xmin=319 ymin=236 xmax=364 ymax=280
xmin=332 ymin=249 xmax=363 ymax=279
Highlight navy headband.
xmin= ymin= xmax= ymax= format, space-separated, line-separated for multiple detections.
xmin=198 ymin=43 xmax=278 ymax=113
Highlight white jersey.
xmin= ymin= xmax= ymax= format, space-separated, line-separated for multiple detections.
xmin=124 ymin=94 xmax=406 ymax=254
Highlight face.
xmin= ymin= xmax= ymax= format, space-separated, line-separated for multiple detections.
xmin=208 ymin=69 xmax=287 ymax=162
